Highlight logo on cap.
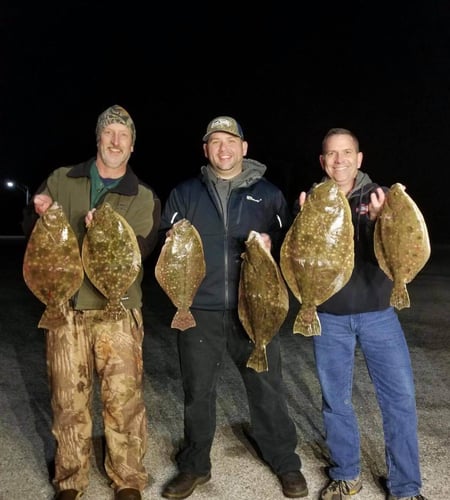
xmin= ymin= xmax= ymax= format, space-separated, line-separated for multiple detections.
xmin=203 ymin=116 xmax=244 ymax=142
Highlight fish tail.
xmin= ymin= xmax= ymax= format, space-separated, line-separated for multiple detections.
xmin=38 ymin=306 xmax=68 ymax=330
xmin=246 ymin=345 xmax=269 ymax=373
xmin=171 ymin=309 xmax=196 ymax=331
xmin=390 ymin=283 xmax=411 ymax=310
xmin=103 ymin=301 xmax=127 ymax=321
xmin=293 ymin=308 xmax=321 ymax=336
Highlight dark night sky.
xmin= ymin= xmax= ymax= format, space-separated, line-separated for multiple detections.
xmin=1 ymin=2 xmax=450 ymax=243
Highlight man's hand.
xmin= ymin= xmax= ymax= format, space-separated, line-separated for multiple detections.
xmin=33 ymin=194 xmax=53 ymax=216
xmin=368 ymin=187 xmax=386 ymax=220
xmin=85 ymin=209 xmax=96 ymax=227
xmin=298 ymin=191 xmax=307 ymax=209
xmin=260 ymin=232 xmax=272 ymax=251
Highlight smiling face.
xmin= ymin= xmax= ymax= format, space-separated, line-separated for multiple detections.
xmin=320 ymin=133 xmax=363 ymax=194
xmin=203 ymin=132 xmax=248 ymax=179
xmin=96 ymin=122 xmax=134 ymax=177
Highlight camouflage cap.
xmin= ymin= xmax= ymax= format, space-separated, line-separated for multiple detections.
xmin=202 ymin=116 xmax=244 ymax=142
xmin=96 ymin=105 xmax=136 ymax=145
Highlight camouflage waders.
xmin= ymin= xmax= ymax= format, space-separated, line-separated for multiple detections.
xmin=46 ymin=308 xmax=148 ymax=493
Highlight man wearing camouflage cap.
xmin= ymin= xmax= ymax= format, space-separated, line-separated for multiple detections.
xmin=22 ymin=105 xmax=161 ymax=500
xmin=96 ymin=104 xmax=136 ymax=146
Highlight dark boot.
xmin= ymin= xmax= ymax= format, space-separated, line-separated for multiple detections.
xmin=162 ymin=472 xmax=211 ymax=499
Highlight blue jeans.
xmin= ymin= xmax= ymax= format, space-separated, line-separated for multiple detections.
xmin=314 ymin=307 xmax=422 ymax=498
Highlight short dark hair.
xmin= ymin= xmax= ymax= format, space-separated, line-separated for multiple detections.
xmin=322 ymin=128 xmax=359 ymax=153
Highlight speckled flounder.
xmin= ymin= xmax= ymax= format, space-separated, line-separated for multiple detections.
xmin=238 ymin=230 xmax=289 ymax=372
xmin=155 ymin=218 xmax=206 ymax=331
xmin=81 ymin=202 xmax=141 ymax=320
xmin=280 ymin=179 xmax=354 ymax=336
xmin=23 ymin=201 xmax=84 ymax=329
xmin=374 ymin=183 xmax=431 ymax=310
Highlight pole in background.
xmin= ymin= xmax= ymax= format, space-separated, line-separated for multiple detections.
xmin=4 ymin=179 xmax=30 ymax=205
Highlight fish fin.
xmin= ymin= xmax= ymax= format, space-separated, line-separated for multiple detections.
xmin=172 ymin=309 xmax=196 ymax=331
xmin=246 ymin=344 xmax=269 ymax=373
xmin=293 ymin=308 xmax=321 ymax=336
xmin=390 ymin=283 xmax=410 ymax=310
xmin=38 ymin=305 xmax=69 ymax=330
xmin=103 ymin=301 xmax=127 ymax=321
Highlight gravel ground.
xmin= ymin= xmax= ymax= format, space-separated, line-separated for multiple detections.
xmin=1 ymin=239 xmax=448 ymax=500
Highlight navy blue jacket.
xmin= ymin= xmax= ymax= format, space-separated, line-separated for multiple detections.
xmin=160 ymin=159 xmax=291 ymax=311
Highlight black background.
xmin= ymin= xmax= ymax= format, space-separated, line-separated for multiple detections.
xmin=2 ymin=1 xmax=449 ymax=242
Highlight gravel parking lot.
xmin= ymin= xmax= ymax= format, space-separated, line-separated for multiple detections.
xmin=1 ymin=239 xmax=448 ymax=499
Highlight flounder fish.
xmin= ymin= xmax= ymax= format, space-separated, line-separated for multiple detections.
xmin=23 ymin=201 xmax=84 ymax=329
xmin=81 ymin=202 xmax=141 ymax=320
xmin=238 ymin=230 xmax=289 ymax=372
xmin=374 ymin=183 xmax=431 ymax=309
xmin=155 ymin=218 xmax=206 ymax=331
xmin=280 ymin=179 xmax=354 ymax=336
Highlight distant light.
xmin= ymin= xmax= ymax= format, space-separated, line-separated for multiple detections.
xmin=4 ymin=179 xmax=30 ymax=204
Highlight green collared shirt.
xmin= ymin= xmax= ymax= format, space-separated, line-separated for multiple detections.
xmin=89 ymin=162 xmax=122 ymax=208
